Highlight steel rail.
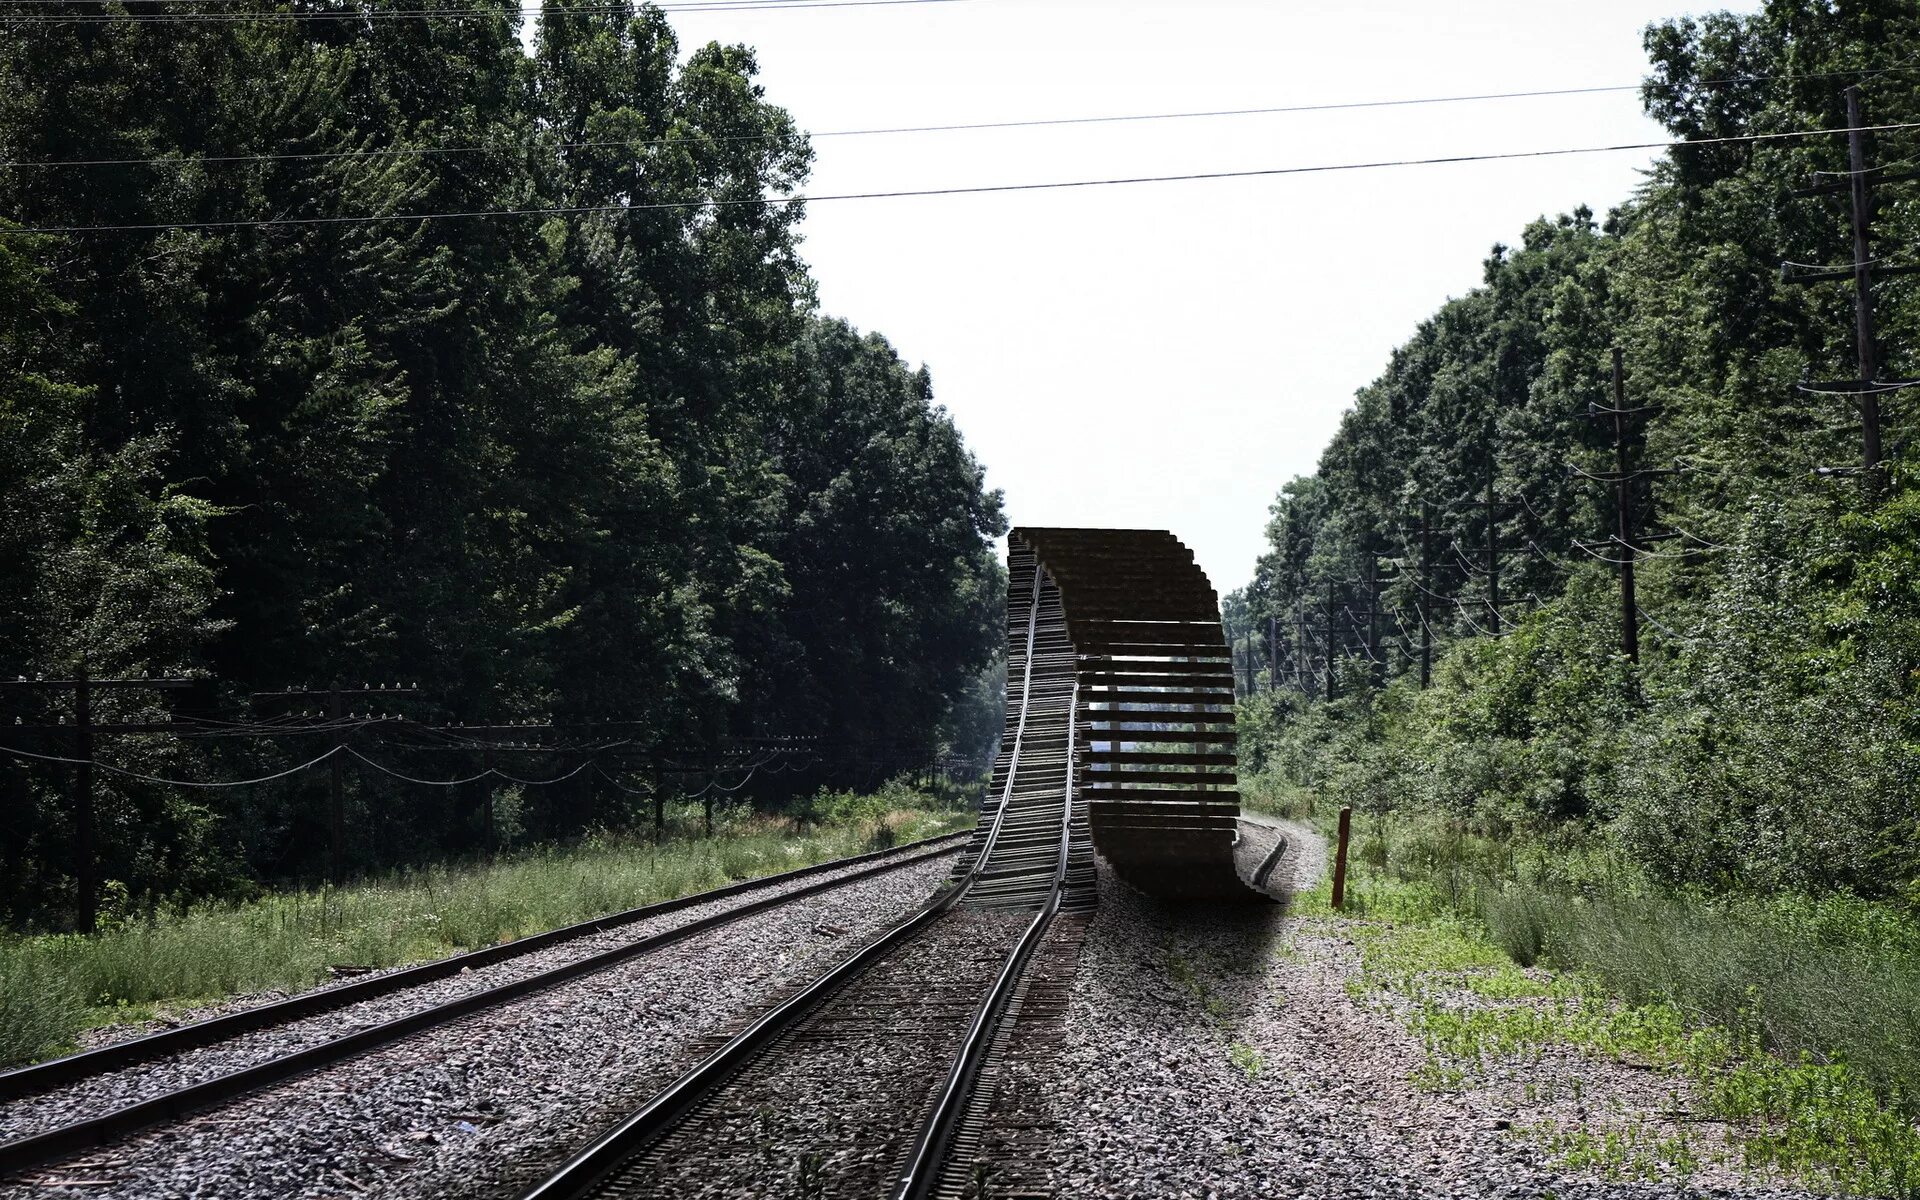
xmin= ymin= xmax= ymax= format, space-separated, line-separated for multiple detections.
xmin=1250 ymin=826 xmax=1291 ymax=891
xmin=890 ymin=679 xmax=1078 ymax=1200
xmin=518 ymin=569 xmax=1057 ymax=1200
xmin=0 ymin=831 xmax=969 ymax=1179
xmin=0 ymin=828 xmax=969 ymax=1105
xmin=966 ymin=567 xmax=1044 ymax=877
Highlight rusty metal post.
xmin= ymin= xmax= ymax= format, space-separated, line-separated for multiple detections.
xmin=1330 ymin=805 xmax=1353 ymax=910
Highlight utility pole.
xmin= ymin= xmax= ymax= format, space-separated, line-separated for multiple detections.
xmin=0 ymin=673 xmax=196 ymax=933
xmin=1267 ymin=614 xmax=1279 ymax=695
xmin=480 ymin=744 xmax=496 ymax=851
xmin=1577 ymin=347 xmax=1679 ymax=663
xmin=73 ymin=673 xmax=94 ymax=934
xmin=1785 ymin=85 xmax=1920 ymax=495
xmin=1611 ymin=348 xmax=1639 ymax=664
xmin=327 ymin=686 xmax=346 ymax=884
xmin=1322 ymin=587 xmax=1337 ymax=701
xmin=1295 ymin=599 xmax=1311 ymax=697
xmin=1238 ymin=620 xmax=1254 ymax=697
xmin=1364 ymin=556 xmax=1383 ymax=686
xmin=1418 ymin=505 xmax=1433 ymax=689
xmin=1847 ymin=86 xmax=1883 ymax=491
xmin=251 ymin=682 xmax=424 ymax=884
xmin=1484 ymin=448 xmax=1502 ymax=636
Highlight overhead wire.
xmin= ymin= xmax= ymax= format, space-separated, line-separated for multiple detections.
xmin=0 ymin=725 xmax=831 ymax=788
xmin=1636 ymin=604 xmax=1691 ymax=644
xmin=0 ymin=742 xmax=344 ymax=786
xmin=0 ymin=0 xmax=965 ymax=20
xmin=11 ymin=73 xmax=1895 ymax=171
xmin=7 ymin=120 xmax=1919 ymax=235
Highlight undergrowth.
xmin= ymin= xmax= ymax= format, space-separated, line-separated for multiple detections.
xmin=1299 ymin=810 xmax=1920 ymax=1195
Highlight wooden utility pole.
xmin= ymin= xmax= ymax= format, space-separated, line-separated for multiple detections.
xmin=1238 ymin=621 xmax=1254 ymax=697
xmin=1365 ymin=556 xmax=1383 ymax=685
xmin=327 ymin=686 xmax=346 ymax=884
xmin=1418 ymin=504 xmax=1433 ymax=688
xmin=1295 ymin=600 xmax=1311 ymax=697
xmin=1611 ymin=348 xmax=1640 ymax=664
xmin=251 ymin=682 xmax=424 ymax=884
xmin=1484 ymin=452 xmax=1502 ymax=636
xmin=1576 ymin=348 xmax=1677 ymax=662
xmin=0 ymin=674 xmax=196 ymax=933
xmin=480 ymin=745 xmax=496 ymax=851
xmin=1321 ymin=587 xmax=1337 ymax=701
xmin=73 ymin=673 xmax=95 ymax=934
xmin=1784 ymin=86 xmax=1920 ymax=494
xmin=1846 ymin=86 xmax=1883 ymax=492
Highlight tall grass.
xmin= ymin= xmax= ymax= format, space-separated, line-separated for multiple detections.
xmin=1318 ymin=807 xmax=1920 ymax=1191
xmin=0 ymin=789 xmax=972 ymax=1067
xmin=1485 ymin=885 xmax=1920 ymax=1105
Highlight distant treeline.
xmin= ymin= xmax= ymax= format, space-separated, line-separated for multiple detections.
xmin=1232 ymin=1 xmax=1920 ymax=899
xmin=0 ymin=3 xmax=1005 ymax=925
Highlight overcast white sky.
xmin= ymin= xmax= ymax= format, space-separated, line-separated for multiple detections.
xmin=652 ymin=0 xmax=1756 ymax=592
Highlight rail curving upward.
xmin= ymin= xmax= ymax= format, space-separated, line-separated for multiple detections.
xmin=1008 ymin=527 xmax=1258 ymax=902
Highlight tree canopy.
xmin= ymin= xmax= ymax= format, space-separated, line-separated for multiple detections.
xmin=1239 ymin=0 xmax=1920 ymax=899
xmin=0 ymin=1 xmax=1005 ymax=925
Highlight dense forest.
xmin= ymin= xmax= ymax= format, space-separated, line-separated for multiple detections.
xmin=1232 ymin=0 xmax=1920 ymax=903
xmin=0 ymin=3 xmax=1006 ymax=926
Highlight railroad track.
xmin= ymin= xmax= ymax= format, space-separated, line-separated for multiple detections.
xmin=516 ymin=547 xmax=1092 ymax=1200
xmin=3 ymin=526 xmax=1251 ymax=1198
xmin=0 ymin=829 xmax=969 ymax=1179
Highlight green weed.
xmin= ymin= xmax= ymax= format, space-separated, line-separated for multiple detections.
xmin=1228 ymin=1041 xmax=1264 ymax=1078
xmin=1319 ymin=832 xmax=1920 ymax=1194
xmin=1522 ymin=1118 xmax=1700 ymax=1182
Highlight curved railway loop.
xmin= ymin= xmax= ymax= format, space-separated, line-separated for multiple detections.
xmin=515 ymin=527 xmax=1252 ymax=1199
xmin=1013 ymin=527 xmax=1254 ymax=903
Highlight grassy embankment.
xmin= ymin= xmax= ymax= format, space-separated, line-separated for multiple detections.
xmin=1244 ymin=776 xmax=1920 ymax=1195
xmin=0 ymin=779 xmax=975 ymax=1069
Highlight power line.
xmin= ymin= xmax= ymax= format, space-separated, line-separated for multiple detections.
xmin=0 ymin=0 xmax=964 ymax=21
xmin=11 ymin=67 xmax=1920 ymax=172
xmin=346 ymin=746 xmax=597 ymax=787
xmin=7 ymin=119 xmax=1915 ymax=236
xmin=0 ymin=741 xmax=346 ymax=786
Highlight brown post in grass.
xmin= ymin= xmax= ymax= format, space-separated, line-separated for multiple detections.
xmin=1331 ymin=805 xmax=1353 ymax=910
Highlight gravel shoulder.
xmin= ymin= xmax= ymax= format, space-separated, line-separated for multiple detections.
xmin=1041 ymin=816 xmax=1829 ymax=1200
xmin=2 ymin=851 xmax=955 ymax=1200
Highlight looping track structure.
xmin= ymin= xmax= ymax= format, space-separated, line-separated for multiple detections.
xmin=995 ymin=527 xmax=1256 ymax=903
xmin=0 ymin=527 xmax=1261 ymax=1200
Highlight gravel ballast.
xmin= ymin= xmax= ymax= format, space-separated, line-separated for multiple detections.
xmin=2 ymin=849 xmax=956 ymax=1199
xmin=0 ymin=840 xmax=958 ymax=1148
xmin=1040 ymin=815 xmax=1829 ymax=1200
xmin=605 ymin=909 xmax=1029 ymax=1200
